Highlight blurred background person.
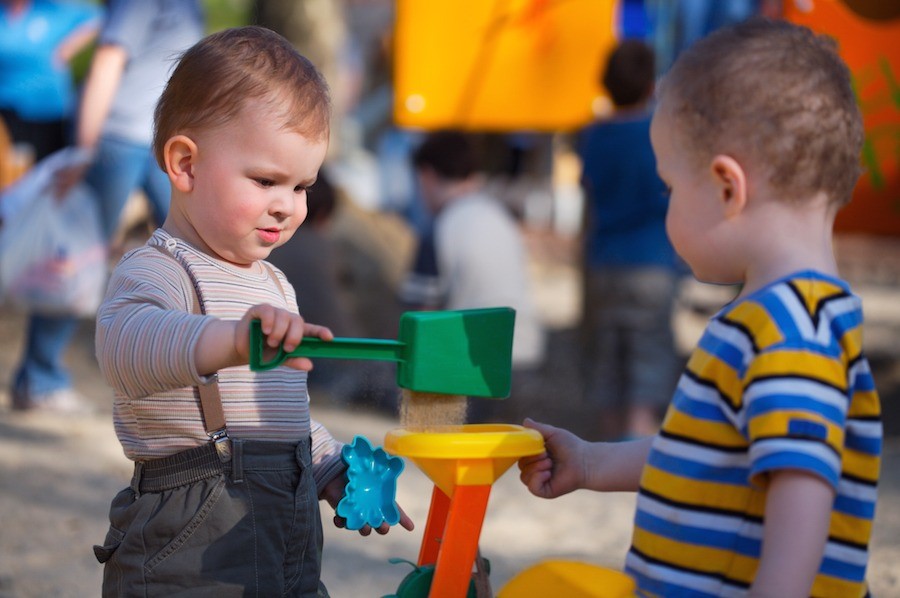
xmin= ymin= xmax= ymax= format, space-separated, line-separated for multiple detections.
xmin=1 ymin=0 xmax=100 ymax=411
xmin=267 ymin=170 xmax=403 ymax=413
xmin=400 ymin=130 xmax=547 ymax=422
xmin=0 ymin=0 xmax=99 ymax=162
xmin=12 ymin=0 xmax=203 ymax=413
xmin=645 ymin=0 xmax=765 ymax=74
xmin=577 ymin=39 xmax=682 ymax=439
xmin=6 ymin=0 xmax=204 ymax=412
xmin=75 ymin=0 xmax=204 ymax=244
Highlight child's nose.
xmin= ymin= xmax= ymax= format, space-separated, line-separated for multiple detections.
xmin=269 ymin=191 xmax=296 ymax=217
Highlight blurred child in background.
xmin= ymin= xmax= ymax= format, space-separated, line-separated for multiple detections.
xmin=578 ymin=39 xmax=681 ymax=439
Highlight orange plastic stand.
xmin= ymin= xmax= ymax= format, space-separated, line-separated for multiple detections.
xmin=418 ymin=485 xmax=492 ymax=598
xmin=385 ymin=424 xmax=545 ymax=598
xmin=417 ymin=486 xmax=451 ymax=566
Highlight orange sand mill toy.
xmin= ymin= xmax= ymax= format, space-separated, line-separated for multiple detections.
xmin=251 ymin=308 xmax=635 ymax=596
xmin=385 ymin=424 xmax=544 ymax=598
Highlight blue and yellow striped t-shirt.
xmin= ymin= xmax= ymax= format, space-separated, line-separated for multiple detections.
xmin=625 ymin=271 xmax=881 ymax=597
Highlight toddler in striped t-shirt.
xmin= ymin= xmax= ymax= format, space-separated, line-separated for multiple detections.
xmin=93 ymin=26 xmax=412 ymax=597
xmin=519 ymin=18 xmax=880 ymax=598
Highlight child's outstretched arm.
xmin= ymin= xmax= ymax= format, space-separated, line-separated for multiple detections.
xmin=195 ymin=303 xmax=333 ymax=375
xmin=750 ymin=470 xmax=835 ymax=598
xmin=517 ymin=418 xmax=651 ymax=498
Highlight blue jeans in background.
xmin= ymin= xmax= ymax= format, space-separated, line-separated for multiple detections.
xmin=13 ymin=136 xmax=170 ymax=402
xmin=13 ymin=313 xmax=81 ymax=397
xmin=86 ymin=135 xmax=170 ymax=241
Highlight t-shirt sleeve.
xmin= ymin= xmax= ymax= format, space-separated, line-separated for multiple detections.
xmin=743 ymin=343 xmax=849 ymax=489
xmin=96 ymin=247 xmax=213 ymax=399
xmin=98 ymin=0 xmax=154 ymax=55
xmin=63 ymin=2 xmax=102 ymax=35
xmin=310 ymin=418 xmax=346 ymax=495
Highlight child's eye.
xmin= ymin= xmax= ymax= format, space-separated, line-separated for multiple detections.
xmin=256 ymin=178 xmax=275 ymax=188
xmin=293 ymin=185 xmax=308 ymax=194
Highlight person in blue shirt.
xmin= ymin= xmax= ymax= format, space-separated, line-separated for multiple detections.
xmin=1 ymin=0 xmax=101 ymax=413
xmin=11 ymin=0 xmax=205 ymax=413
xmin=0 ymin=0 xmax=100 ymax=159
xmin=577 ymin=39 xmax=682 ymax=439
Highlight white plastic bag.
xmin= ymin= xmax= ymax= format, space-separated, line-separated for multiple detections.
xmin=0 ymin=147 xmax=107 ymax=316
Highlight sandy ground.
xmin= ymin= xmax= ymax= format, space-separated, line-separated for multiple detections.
xmin=2 ymin=230 xmax=900 ymax=597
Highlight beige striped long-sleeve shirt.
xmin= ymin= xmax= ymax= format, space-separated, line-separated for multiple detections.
xmin=95 ymin=229 xmax=344 ymax=493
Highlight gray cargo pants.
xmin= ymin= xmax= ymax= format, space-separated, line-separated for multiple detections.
xmin=94 ymin=438 xmax=327 ymax=597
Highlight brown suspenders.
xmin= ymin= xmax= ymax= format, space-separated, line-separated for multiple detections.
xmin=151 ymin=242 xmax=287 ymax=463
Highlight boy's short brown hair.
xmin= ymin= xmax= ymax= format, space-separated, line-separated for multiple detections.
xmin=412 ymin=130 xmax=480 ymax=181
xmin=657 ymin=18 xmax=863 ymax=207
xmin=153 ymin=26 xmax=331 ymax=169
xmin=602 ymin=39 xmax=656 ymax=108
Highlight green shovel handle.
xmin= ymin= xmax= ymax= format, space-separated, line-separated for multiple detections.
xmin=249 ymin=319 xmax=405 ymax=371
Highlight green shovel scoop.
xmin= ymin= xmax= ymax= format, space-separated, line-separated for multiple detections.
xmin=249 ymin=307 xmax=516 ymax=398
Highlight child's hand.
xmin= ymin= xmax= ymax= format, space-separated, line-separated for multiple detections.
xmin=517 ymin=418 xmax=588 ymax=499
xmin=321 ymin=474 xmax=415 ymax=536
xmin=233 ymin=304 xmax=333 ymax=371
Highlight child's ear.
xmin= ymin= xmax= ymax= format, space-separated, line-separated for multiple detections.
xmin=164 ymin=135 xmax=198 ymax=193
xmin=710 ymin=154 xmax=747 ymax=218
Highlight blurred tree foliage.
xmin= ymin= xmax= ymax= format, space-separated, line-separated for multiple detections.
xmin=205 ymin=0 xmax=252 ymax=32
xmin=70 ymin=0 xmax=252 ymax=82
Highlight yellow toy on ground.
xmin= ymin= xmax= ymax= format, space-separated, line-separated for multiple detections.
xmin=498 ymin=559 xmax=636 ymax=597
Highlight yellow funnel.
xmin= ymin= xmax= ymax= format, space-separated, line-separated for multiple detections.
xmin=384 ymin=424 xmax=544 ymax=496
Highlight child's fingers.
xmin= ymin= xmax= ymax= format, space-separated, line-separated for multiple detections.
xmin=398 ymin=509 xmax=415 ymax=531
xmin=365 ymin=508 xmax=415 ymax=536
xmin=303 ymin=322 xmax=334 ymax=341
xmin=519 ymin=469 xmax=550 ymax=496
xmin=519 ymin=455 xmax=556 ymax=497
xmin=264 ymin=311 xmax=293 ymax=348
xmin=249 ymin=306 xmax=307 ymax=352
xmin=281 ymin=316 xmax=307 ymax=353
xmin=517 ymin=452 xmax=549 ymax=471
xmin=246 ymin=304 xmax=278 ymax=334
xmin=388 ymin=505 xmax=415 ymax=532
xmin=334 ymin=512 xmax=414 ymax=537
xmin=523 ymin=418 xmax=558 ymax=439
xmin=521 ymin=468 xmax=552 ymax=497
xmin=373 ymin=522 xmax=391 ymax=535
xmin=237 ymin=305 xmax=279 ymax=358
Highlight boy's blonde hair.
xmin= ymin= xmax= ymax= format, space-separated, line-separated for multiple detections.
xmin=657 ymin=18 xmax=863 ymax=207
xmin=153 ymin=26 xmax=331 ymax=169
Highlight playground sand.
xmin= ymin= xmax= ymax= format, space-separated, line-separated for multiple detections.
xmin=399 ymin=389 xmax=468 ymax=430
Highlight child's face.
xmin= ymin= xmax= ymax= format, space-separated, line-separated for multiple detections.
xmin=650 ymin=107 xmax=741 ymax=284
xmin=174 ymin=102 xmax=328 ymax=266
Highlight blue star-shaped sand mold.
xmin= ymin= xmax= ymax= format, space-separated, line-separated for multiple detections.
xmin=337 ymin=435 xmax=405 ymax=530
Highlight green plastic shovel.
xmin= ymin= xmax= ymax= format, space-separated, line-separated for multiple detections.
xmin=249 ymin=307 xmax=516 ymax=398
